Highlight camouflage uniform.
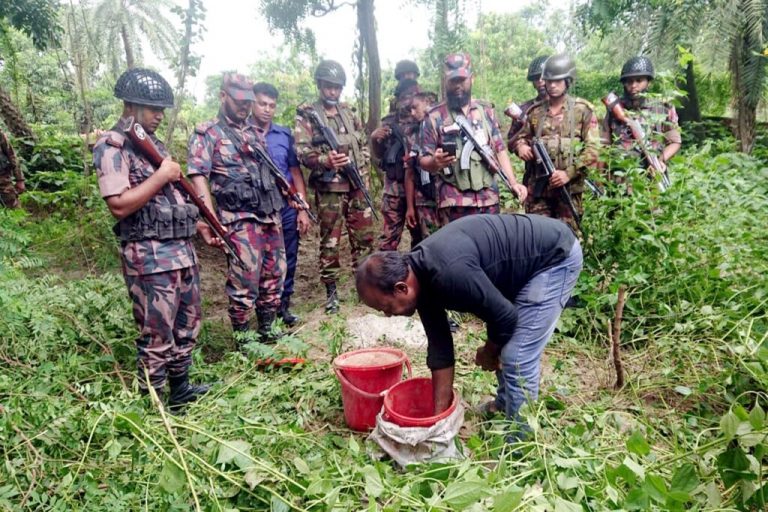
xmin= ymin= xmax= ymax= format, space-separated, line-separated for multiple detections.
xmin=507 ymin=96 xmax=545 ymax=191
xmin=187 ymin=112 xmax=286 ymax=327
xmin=93 ymin=117 xmax=200 ymax=391
xmin=518 ymin=96 xmax=600 ymax=234
xmin=294 ymin=101 xmax=375 ymax=284
xmin=602 ymin=94 xmax=681 ymax=180
xmin=0 ymin=129 xmax=22 ymax=208
xmin=420 ymin=99 xmax=504 ymax=226
xmin=372 ymin=113 xmax=419 ymax=250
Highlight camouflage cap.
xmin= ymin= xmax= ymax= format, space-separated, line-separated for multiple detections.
xmin=221 ymin=73 xmax=256 ymax=101
xmin=443 ymin=53 xmax=472 ymax=80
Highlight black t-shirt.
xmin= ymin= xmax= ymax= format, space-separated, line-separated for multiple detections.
xmin=405 ymin=214 xmax=576 ymax=369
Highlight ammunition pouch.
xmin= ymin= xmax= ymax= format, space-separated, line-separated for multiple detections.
xmin=383 ymin=139 xmax=406 ymax=182
xmin=212 ymin=165 xmax=283 ymax=217
xmin=114 ymin=202 xmax=199 ymax=242
xmin=416 ymin=169 xmax=435 ymax=201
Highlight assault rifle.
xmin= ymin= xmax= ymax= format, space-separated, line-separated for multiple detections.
xmin=531 ymin=139 xmax=582 ymax=228
xmin=603 ymin=91 xmax=671 ymax=191
xmin=227 ymin=134 xmax=318 ymax=224
xmin=297 ymin=106 xmax=379 ymax=219
xmin=123 ymin=117 xmax=247 ymax=269
xmin=505 ymin=102 xmax=603 ymax=198
xmin=452 ymin=114 xmax=516 ymax=194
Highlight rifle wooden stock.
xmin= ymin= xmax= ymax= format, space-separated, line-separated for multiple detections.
xmin=602 ymin=92 xmax=671 ymax=191
xmin=123 ymin=117 xmax=247 ymax=269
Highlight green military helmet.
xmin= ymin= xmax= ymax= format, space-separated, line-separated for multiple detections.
xmin=394 ymin=59 xmax=420 ymax=80
xmin=114 ymin=67 xmax=174 ymax=108
xmin=542 ymin=54 xmax=576 ymax=81
xmin=314 ymin=60 xmax=347 ymax=87
xmin=620 ymin=56 xmax=655 ymax=81
xmin=527 ymin=55 xmax=550 ymax=81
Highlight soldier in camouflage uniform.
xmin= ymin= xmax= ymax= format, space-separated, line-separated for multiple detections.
xmin=93 ymin=68 xmax=211 ymax=410
xmin=516 ymin=54 xmax=600 ymax=235
xmin=188 ymin=74 xmax=287 ymax=342
xmin=419 ymin=53 xmax=526 ymax=227
xmin=507 ymin=55 xmax=549 ymax=153
xmin=404 ymin=91 xmax=440 ymax=245
xmin=0 ymin=128 xmax=24 ymax=208
xmin=602 ymin=56 xmax=681 ymax=182
xmin=294 ymin=60 xmax=375 ymax=314
xmin=387 ymin=60 xmax=421 ymax=114
xmin=371 ymin=79 xmax=421 ymax=250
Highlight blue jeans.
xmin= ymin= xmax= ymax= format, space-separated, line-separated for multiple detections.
xmin=495 ymin=241 xmax=583 ymax=426
xmin=280 ymin=206 xmax=299 ymax=300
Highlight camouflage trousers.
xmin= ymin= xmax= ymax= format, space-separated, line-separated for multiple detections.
xmin=226 ymin=219 xmax=286 ymax=326
xmin=124 ymin=266 xmax=201 ymax=391
xmin=437 ymin=203 xmax=500 ymax=226
xmin=411 ymin=203 xmax=440 ymax=247
xmin=316 ymin=188 xmax=375 ymax=284
xmin=525 ymin=189 xmax=583 ymax=236
xmin=379 ymin=193 xmax=419 ymax=251
xmin=0 ymin=171 xmax=19 ymax=208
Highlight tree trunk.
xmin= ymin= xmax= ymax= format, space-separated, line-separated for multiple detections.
xmin=166 ymin=0 xmax=198 ymax=145
xmin=357 ymin=0 xmax=381 ymax=134
xmin=0 ymin=84 xmax=36 ymax=152
xmin=120 ymin=20 xmax=135 ymax=68
xmin=676 ymin=59 xmax=701 ymax=123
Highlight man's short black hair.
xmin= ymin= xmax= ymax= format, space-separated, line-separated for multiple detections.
xmin=355 ymin=251 xmax=410 ymax=294
xmin=253 ymin=82 xmax=279 ymax=100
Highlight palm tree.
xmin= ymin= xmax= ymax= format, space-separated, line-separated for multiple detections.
xmin=91 ymin=0 xmax=178 ymax=74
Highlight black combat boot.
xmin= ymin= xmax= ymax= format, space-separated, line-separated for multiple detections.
xmin=277 ymin=296 xmax=300 ymax=327
xmin=325 ymin=282 xmax=339 ymax=314
xmin=168 ymin=373 xmax=211 ymax=414
xmin=256 ymin=309 xmax=281 ymax=344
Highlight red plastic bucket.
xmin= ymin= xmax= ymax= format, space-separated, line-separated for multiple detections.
xmin=333 ymin=348 xmax=412 ymax=431
xmin=383 ymin=377 xmax=458 ymax=428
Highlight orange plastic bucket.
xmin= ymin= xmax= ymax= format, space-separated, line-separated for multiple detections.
xmin=383 ymin=377 xmax=458 ymax=427
xmin=333 ymin=348 xmax=412 ymax=431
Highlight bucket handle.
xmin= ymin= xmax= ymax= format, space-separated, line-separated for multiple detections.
xmin=334 ymin=357 xmax=412 ymax=399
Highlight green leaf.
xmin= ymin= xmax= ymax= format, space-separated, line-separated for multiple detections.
xmin=216 ymin=439 xmax=253 ymax=470
xmin=270 ymin=495 xmax=291 ymax=512
xmin=669 ymin=463 xmax=699 ymax=494
xmin=442 ymin=481 xmax=490 ymax=510
xmin=244 ymin=468 xmax=264 ymax=490
xmin=749 ymin=403 xmax=765 ymax=429
xmin=667 ymin=490 xmax=692 ymax=503
xmin=674 ymin=385 xmax=692 ymax=396
xmin=554 ymin=497 xmax=581 ymax=512
xmin=643 ymin=474 xmax=668 ymax=503
xmin=624 ymin=487 xmax=650 ymax=510
xmin=720 ymin=412 xmax=739 ymax=439
xmin=106 ymin=438 xmax=122 ymax=459
xmin=626 ymin=431 xmax=651 ymax=456
xmin=361 ymin=465 xmax=384 ymax=498
xmin=716 ymin=446 xmax=753 ymax=488
xmin=621 ymin=456 xmax=646 ymax=480
xmin=556 ymin=472 xmax=580 ymax=491
xmin=159 ymin=459 xmax=185 ymax=494
xmin=552 ymin=456 xmax=581 ymax=469
xmin=493 ymin=486 xmax=523 ymax=512
xmin=293 ymin=456 xmax=310 ymax=475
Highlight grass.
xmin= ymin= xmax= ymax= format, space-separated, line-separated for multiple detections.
xmin=1 ymin=141 xmax=767 ymax=510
